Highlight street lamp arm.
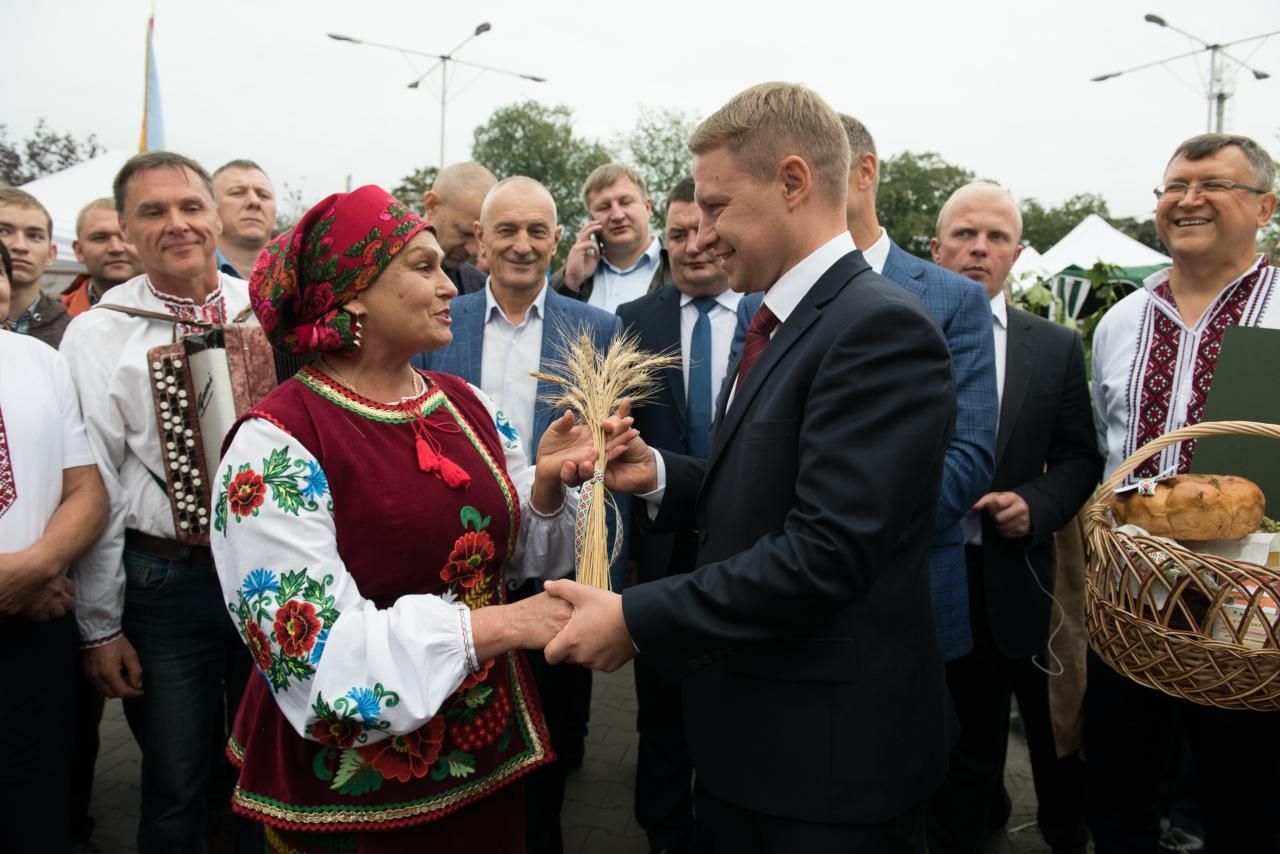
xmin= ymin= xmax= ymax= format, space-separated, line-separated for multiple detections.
xmin=445 ymin=55 xmax=547 ymax=81
xmin=1217 ymin=28 xmax=1280 ymax=51
xmin=1218 ymin=48 xmax=1271 ymax=80
xmin=328 ymin=33 xmax=452 ymax=61
xmin=1089 ymin=44 xmax=1210 ymax=81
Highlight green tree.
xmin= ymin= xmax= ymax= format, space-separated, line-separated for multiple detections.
xmin=1112 ymin=216 xmax=1166 ymax=254
xmin=877 ymin=151 xmax=975 ymax=258
xmin=471 ymin=101 xmax=611 ymax=267
xmin=1019 ymin=193 xmax=1111 ymax=252
xmin=617 ymin=106 xmax=699 ymax=221
xmin=273 ymin=182 xmax=308 ymax=236
xmin=0 ymin=119 xmax=103 ymax=186
xmin=390 ymin=165 xmax=439 ymax=216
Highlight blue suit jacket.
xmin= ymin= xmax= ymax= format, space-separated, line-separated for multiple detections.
xmin=412 ymin=286 xmax=621 ymax=450
xmin=733 ymin=240 xmax=996 ymax=659
xmin=412 ymin=285 xmax=629 ymax=587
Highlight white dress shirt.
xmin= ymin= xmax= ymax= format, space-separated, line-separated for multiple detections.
xmin=480 ymin=282 xmax=548 ymax=466
xmin=859 ymin=227 xmax=891 ymax=275
xmin=59 ymin=272 xmax=251 ymax=645
xmin=588 ymin=236 xmax=662 ymax=314
xmin=964 ymin=294 xmax=1008 ymax=545
xmin=680 ymin=289 xmax=743 ymax=412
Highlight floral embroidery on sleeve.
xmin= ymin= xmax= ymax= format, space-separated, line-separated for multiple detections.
xmin=215 ymin=446 xmax=332 ymax=534
xmin=226 ymin=567 xmax=339 ymax=693
xmin=494 ymin=410 xmax=520 ymax=450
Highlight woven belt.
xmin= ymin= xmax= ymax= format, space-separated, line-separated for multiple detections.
xmin=124 ymin=529 xmax=214 ymax=565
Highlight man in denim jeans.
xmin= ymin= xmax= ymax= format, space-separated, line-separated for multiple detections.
xmin=60 ymin=151 xmax=259 ymax=853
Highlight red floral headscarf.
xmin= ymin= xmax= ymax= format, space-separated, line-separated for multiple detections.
xmin=249 ymin=186 xmax=433 ymax=355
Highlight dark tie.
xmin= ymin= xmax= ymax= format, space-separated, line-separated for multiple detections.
xmin=686 ymin=297 xmax=716 ymax=458
xmin=735 ymin=302 xmax=780 ymax=390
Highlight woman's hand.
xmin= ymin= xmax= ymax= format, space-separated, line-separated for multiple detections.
xmin=471 ymin=593 xmax=573 ymax=661
xmin=554 ymin=400 xmax=659 ymax=495
xmin=531 ymin=405 xmax=645 ymax=510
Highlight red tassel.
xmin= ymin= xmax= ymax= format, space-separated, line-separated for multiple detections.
xmin=416 ymin=435 xmax=440 ymax=474
xmin=438 ymin=455 xmax=471 ymax=489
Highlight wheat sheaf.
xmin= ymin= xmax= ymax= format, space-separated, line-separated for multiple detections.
xmin=531 ymin=326 xmax=679 ymax=590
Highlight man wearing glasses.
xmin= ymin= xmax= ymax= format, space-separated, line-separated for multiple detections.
xmin=1087 ymin=133 xmax=1278 ymax=853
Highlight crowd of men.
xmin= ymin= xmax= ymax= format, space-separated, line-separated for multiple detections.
xmin=1 ymin=88 xmax=1277 ymax=854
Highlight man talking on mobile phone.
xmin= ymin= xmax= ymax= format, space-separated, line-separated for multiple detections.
xmin=552 ymin=164 xmax=674 ymax=312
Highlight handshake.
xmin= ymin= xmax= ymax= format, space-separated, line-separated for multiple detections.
xmin=496 ymin=582 xmax=636 ymax=673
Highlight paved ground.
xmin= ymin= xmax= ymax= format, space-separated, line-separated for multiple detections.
xmin=89 ymin=663 xmax=1060 ymax=853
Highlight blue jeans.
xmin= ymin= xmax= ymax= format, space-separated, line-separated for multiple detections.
xmin=120 ymin=546 xmax=256 ymax=853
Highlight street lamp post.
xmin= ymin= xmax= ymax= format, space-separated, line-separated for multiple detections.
xmin=327 ymin=23 xmax=546 ymax=165
xmin=1090 ymin=14 xmax=1276 ymax=132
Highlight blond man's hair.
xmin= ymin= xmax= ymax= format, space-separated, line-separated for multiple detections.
xmin=75 ymin=197 xmax=116 ymax=237
xmin=688 ymin=82 xmax=849 ymax=204
xmin=581 ymin=163 xmax=648 ymax=210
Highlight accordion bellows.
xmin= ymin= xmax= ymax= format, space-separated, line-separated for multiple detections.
xmin=149 ymin=325 xmax=282 ymax=545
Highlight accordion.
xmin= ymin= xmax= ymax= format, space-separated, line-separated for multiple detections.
xmin=147 ymin=324 xmax=313 ymax=545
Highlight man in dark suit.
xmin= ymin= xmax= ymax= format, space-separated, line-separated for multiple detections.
xmin=551 ymin=164 xmax=674 ymax=310
xmin=422 ymin=161 xmax=495 ymax=295
xmin=733 ymin=113 xmax=997 ymax=662
xmin=412 ymin=176 xmax=620 ymax=854
xmin=616 ymin=176 xmax=741 ymax=854
xmin=543 ymin=82 xmax=956 ymax=853
xmin=925 ymin=183 xmax=1102 ymax=854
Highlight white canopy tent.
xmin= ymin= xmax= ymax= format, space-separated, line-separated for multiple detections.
xmin=19 ymin=150 xmax=132 ymax=275
xmin=1013 ymin=213 xmax=1169 ymax=284
xmin=1009 ymin=214 xmax=1171 ymax=320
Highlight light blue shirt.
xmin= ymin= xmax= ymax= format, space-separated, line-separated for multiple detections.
xmin=587 ymin=236 xmax=661 ymax=313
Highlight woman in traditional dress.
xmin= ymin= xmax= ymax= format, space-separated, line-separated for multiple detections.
xmin=209 ymin=186 xmax=629 ymax=852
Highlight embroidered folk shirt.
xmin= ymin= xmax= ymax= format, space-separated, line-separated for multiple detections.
xmin=1092 ymin=255 xmax=1277 ymax=482
xmin=58 ymin=272 xmax=248 ymax=646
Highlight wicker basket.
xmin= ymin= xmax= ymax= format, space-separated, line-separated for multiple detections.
xmin=1084 ymin=420 xmax=1280 ymax=711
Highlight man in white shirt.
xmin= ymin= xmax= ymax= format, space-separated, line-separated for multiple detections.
xmin=927 ymin=183 xmax=1100 ymax=854
xmin=0 ymin=259 xmax=108 ymax=850
xmin=615 ymin=175 xmax=740 ymax=854
xmin=413 ymin=176 xmax=620 ymax=854
xmin=1086 ymin=133 xmax=1279 ymax=854
xmin=552 ymin=164 xmax=674 ymax=312
xmin=60 ymin=151 xmax=259 ymax=853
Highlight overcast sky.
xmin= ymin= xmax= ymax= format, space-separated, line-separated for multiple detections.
xmin=5 ymin=0 xmax=1277 ymax=236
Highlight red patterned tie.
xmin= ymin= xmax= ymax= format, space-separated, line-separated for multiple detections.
xmin=735 ymin=302 xmax=781 ymax=390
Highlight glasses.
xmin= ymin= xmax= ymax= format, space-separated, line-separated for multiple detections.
xmin=1153 ymin=179 xmax=1272 ymax=200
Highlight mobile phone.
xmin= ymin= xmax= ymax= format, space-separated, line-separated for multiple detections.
xmin=591 ymin=230 xmax=606 ymax=252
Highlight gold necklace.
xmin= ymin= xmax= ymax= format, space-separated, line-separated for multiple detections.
xmin=321 ymin=359 xmax=424 ymax=403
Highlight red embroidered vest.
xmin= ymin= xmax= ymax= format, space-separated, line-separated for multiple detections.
xmin=224 ymin=367 xmax=552 ymax=832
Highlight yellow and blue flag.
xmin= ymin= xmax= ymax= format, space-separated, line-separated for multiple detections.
xmin=138 ymin=14 xmax=165 ymax=151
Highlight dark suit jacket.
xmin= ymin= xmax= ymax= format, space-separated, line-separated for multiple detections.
xmin=623 ymin=250 xmax=956 ymax=824
xmin=445 ymin=261 xmax=487 ymax=296
xmin=981 ymin=306 xmax=1102 ymax=658
xmin=550 ymin=244 xmax=673 ymax=304
xmin=616 ymin=285 xmax=700 ymax=583
xmin=733 ymin=240 xmax=996 ymax=660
